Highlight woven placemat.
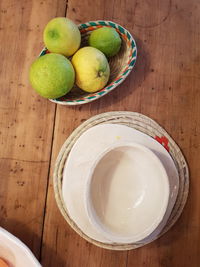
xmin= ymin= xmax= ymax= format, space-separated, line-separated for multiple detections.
xmin=53 ymin=111 xmax=189 ymax=250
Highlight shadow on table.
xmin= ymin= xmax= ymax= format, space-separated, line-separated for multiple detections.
xmin=1 ymin=219 xmax=65 ymax=267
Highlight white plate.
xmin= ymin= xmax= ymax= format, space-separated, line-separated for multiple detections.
xmin=62 ymin=124 xmax=179 ymax=243
xmin=0 ymin=227 xmax=41 ymax=267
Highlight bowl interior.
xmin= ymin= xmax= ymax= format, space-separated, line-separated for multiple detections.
xmin=86 ymin=143 xmax=169 ymax=243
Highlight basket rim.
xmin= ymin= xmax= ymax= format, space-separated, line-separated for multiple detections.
xmin=39 ymin=20 xmax=137 ymax=105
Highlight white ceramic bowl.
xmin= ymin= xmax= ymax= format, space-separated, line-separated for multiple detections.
xmin=62 ymin=123 xmax=179 ymax=243
xmin=84 ymin=142 xmax=170 ymax=243
xmin=0 ymin=227 xmax=41 ymax=267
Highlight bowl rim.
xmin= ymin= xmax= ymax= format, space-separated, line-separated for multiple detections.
xmin=39 ymin=20 xmax=137 ymax=105
xmin=83 ymin=141 xmax=170 ymax=244
xmin=0 ymin=227 xmax=41 ymax=266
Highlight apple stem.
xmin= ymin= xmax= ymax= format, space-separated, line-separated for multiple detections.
xmin=98 ymin=71 xmax=103 ymax=77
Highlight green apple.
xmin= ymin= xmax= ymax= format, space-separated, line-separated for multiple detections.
xmin=29 ymin=53 xmax=75 ymax=98
xmin=43 ymin=17 xmax=81 ymax=57
xmin=89 ymin=27 xmax=121 ymax=57
xmin=72 ymin=47 xmax=110 ymax=93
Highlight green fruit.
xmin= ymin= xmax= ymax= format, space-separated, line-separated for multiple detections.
xmin=43 ymin=17 xmax=81 ymax=57
xmin=89 ymin=27 xmax=121 ymax=57
xmin=29 ymin=53 xmax=75 ymax=99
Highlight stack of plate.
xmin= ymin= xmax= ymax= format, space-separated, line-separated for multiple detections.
xmin=54 ymin=111 xmax=189 ymax=250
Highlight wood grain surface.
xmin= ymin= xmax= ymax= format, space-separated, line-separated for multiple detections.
xmin=0 ymin=0 xmax=67 ymax=258
xmin=0 ymin=0 xmax=200 ymax=266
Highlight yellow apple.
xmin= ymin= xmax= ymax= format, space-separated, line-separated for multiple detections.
xmin=72 ymin=47 xmax=110 ymax=93
xmin=43 ymin=17 xmax=81 ymax=57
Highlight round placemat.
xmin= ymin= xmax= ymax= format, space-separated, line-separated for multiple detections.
xmin=53 ymin=111 xmax=189 ymax=250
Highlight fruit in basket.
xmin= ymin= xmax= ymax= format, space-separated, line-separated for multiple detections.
xmin=43 ymin=17 xmax=81 ymax=57
xmin=29 ymin=53 xmax=75 ymax=98
xmin=89 ymin=27 xmax=121 ymax=57
xmin=72 ymin=47 xmax=110 ymax=93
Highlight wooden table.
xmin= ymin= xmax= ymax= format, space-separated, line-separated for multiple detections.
xmin=0 ymin=0 xmax=200 ymax=266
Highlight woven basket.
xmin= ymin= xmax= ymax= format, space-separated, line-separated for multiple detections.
xmin=39 ymin=21 xmax=137 ymax=105
xmin=53 ymin=112 xmax=189 ymax=250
